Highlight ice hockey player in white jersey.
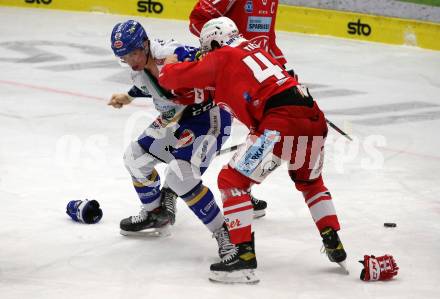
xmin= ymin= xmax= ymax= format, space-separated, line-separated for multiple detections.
xmin=109 ymin=20 xmax=266 ymax=259
xmin=109 ymin=21 xmax=267 ymax=241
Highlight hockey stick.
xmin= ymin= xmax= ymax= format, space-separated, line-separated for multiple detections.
xmin=218 ymin=144 xmax=241 ymax=156
xmin=326 ymin=118 xmax=353 ymax=141
xmin=218 ymin=119 xmax=352 ymax=156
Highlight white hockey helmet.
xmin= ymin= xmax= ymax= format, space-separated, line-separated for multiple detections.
xmin=199 ymin=17 xmax=240 ymax=53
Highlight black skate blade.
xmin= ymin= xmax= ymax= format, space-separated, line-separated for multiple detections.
xmin=253 ymin=210 xmax=266 ymax=219
xmin=209 ymin=269 xmax=259 ymax=284
xmin=120 ymin=225 xmax=171 ymax=238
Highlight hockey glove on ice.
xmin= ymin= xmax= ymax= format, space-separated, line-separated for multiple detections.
xmin=360 ymin=254 xmax=399 ymax=281
xmin=66 ymin=199 xmax=103 ymax=224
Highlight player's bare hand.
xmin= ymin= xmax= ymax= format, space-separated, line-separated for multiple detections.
xmin=108 ymin=93 xmax=133 ymax=109
xmin=164 ymin=54 xmax=178 ymax=65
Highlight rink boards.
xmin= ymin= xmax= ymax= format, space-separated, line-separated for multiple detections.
xmin=1 ymin=0 xmax=440 ymax=50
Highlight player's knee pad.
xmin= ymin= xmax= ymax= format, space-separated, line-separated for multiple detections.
xmin=123 ymin=141 xmax=158 ymax=180
xmin=165 ymin=159 xmax=201 ymax=196
xmin=228 ymin=130 xmax=282 ymax=183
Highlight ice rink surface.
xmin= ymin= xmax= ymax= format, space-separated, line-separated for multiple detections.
xmin=1 ymin=6 xmax=440 ymax=299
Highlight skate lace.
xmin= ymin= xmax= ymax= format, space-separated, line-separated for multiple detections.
xmin=221 ymin=245 xmax=239 ymax=263
xmin=162 ymin=190 xmax=177 ymax=214
xmin=250 ymin=195 xmax=259 ymax=205
xmin=131 ymin=208 xmax=149 ymax=224
xmin=213 ymin=227 xmax=236 ymax=256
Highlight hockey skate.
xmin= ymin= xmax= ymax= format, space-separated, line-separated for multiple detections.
xmin=320 ymin=227 xmax=349 ymax=274
xmin=212 ymin=223 xmax=236 ymax=259
xmin=120 ymin=206 xmax=171 ymax=237
xmin=160 ymin=187 xmax=178 ymax=225
xmin=251 ymin=195 xmax=267 ymax=218
xmin=209 ymin=237 xmax=259 ymax=284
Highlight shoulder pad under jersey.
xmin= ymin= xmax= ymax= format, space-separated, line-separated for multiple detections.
xmin=150 ymin=38 xmax=183 ymax=60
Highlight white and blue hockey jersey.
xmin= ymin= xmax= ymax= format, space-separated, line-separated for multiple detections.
xmin=128 ymin=39 xmax=198 ymax=124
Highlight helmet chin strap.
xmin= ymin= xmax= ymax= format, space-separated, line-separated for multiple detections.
xmin=144 ymin=39 xmax=151 ymax=66
xmin=143 ymin=39 xmax=160 ymax=77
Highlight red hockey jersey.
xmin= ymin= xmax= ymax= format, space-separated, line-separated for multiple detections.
xmin=159 ymin=39 xmax=296 ymax=130
xmin=189 ymin=0 xmax=287 ymax=66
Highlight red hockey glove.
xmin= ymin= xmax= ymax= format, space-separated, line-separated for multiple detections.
xmin=360 ymin=255 xmax=399 ymax=281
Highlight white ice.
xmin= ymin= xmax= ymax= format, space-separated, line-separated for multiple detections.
xmin=1 ymin=7 xmax=440 ymax=299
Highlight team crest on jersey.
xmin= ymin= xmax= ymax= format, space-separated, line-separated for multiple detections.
xmin=245 ymin=0 xmax=253 ymax=13
xmin=249 ymin=36 xmax=269 ymax=51
xmin=176 ymin=129 xmax=195 ymax=148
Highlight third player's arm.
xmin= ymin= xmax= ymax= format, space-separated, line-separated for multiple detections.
xmin=189 ymin=0 xmax=236 ymax=36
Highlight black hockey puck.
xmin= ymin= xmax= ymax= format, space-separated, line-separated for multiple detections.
xmin=384 ymin=223 xmax=397 ymax=227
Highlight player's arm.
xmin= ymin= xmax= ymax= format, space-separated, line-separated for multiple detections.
xmin=189 ymin=0 xmax=236 ymax=36
xmin=268 ymin=42 xmax=287 ymax=67
xmin=159 ymin=54 xmax=217 ymax=95
xmin=164 ymin=52 xmax=214 ymax=106
xmin=108 ymin=86 xmax=150 ymax=109
xmin=268 ymin=20 xmax=287 ymax=66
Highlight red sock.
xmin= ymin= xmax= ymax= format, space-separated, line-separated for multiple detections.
xmin=297 ymin=177 xmax=340 ymax=231
xmin=222 ymin=193 xmax=253 ymax=244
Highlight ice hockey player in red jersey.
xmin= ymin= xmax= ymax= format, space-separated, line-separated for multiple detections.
xmin=159 ymin=17 xmax=346 ymax=284
xmin=190 ymin=0 xmax=290 ymax=216
xmin=189 ymin=0 xmax=287 ymax=66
